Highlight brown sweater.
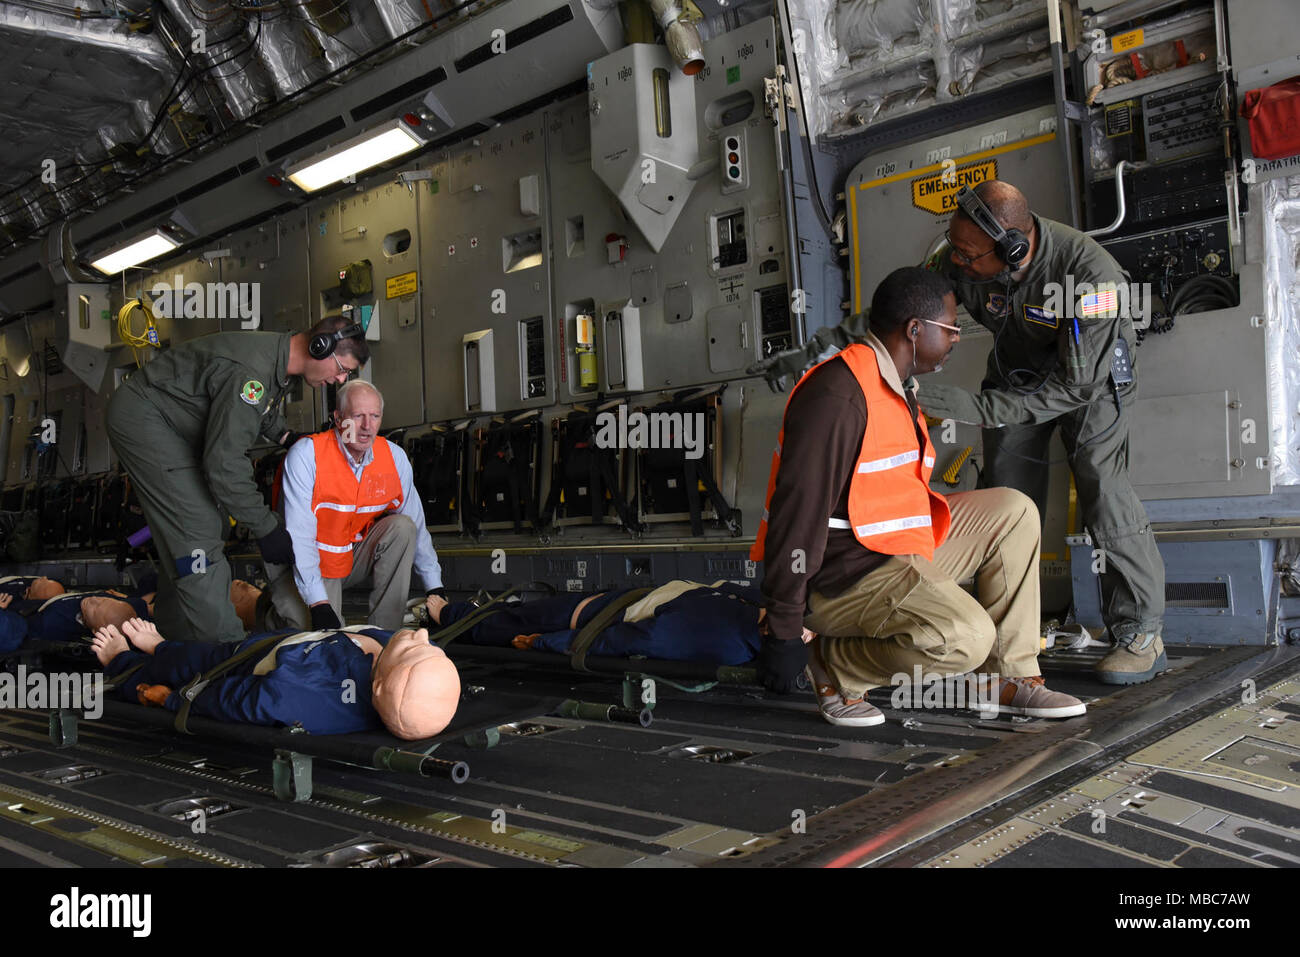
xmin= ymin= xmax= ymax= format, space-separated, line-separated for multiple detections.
xmin=760 ymin=348 xmax=928 ymax=640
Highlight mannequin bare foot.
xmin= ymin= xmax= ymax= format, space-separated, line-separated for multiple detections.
xmin=91 ymin=625 xmax=128 ymax=667
xmin=122 ymin=617 xmax=164 ymax=654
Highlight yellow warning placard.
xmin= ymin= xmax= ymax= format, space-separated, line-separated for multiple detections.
xmin=910 ymin=160 xmax=998 ymax=215
xmin=1111 ymin=28 xmax=1143 ymax=53
xmin=385 ymin=271 xmax=418 ymax=299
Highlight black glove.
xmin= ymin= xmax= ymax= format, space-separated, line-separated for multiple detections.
xmin=747 ymin=348 xmax=810 ymax=394
xmin=310 ymin=602 xmax=342 ymax=631
xmin=280 ymin=430 xmax=305 ymax=448
xmin=757 ymin=634 xmax=809 ymax=694
xmin=426 ymin=587 xmax=447 ymax=600
xmin=257 ymin=524 xmax=295 ymax=565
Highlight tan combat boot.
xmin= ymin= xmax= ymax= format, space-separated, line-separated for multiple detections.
xmin=1096 ymin=629 xmax=1167 ymax=685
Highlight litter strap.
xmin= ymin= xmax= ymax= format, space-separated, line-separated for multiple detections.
xmin=568 ymin=588 xmax=654 ymax=673
xmin=174 ymin=633 xmax=289 ymax=734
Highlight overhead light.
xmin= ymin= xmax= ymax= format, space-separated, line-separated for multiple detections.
xmin=2 ymin=323 xmax=31 ymax=377
xmin=286 ymin=119 xmax=426 ymax=193
xmin=90 ymin=228 xmax=180 ymax=276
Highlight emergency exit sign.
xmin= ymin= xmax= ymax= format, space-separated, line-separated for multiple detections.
xmin=910 ymin=159 xmax=997 ymax=215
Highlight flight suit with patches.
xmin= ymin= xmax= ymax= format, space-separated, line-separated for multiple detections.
xmin=756 ymin=217 xmax=1165 ymax=640
xmin=925 ymin=216 xmax=1164 ymax=640
xmin=106 ymin=332 xmax=295 ymax=643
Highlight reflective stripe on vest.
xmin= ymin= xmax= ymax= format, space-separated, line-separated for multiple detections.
xmin=857 ymin=449 xmax=919 ymax=474
xmin=752 ymin=342 xmax=950 ymax=562
xmin=310 ymin=433 xmax=404 ymax=578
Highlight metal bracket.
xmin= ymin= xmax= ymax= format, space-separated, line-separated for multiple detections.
xmin=49 ymin=709 xmax=78 ymax=748
xmin=1062 ymin=100 xmax=1088 ymax=123
xmin=763 ymin=67 xmax=797 ymax=126
xmin=623 ymin=673 xmax=657 ymax=712
xmin=272 ymin=749 xmax=313 ymax=802
xmin=462 ymin=727 xmax=501 ymax=750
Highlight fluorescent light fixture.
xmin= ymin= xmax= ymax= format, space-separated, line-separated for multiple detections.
xmin=2 ymin=324 xmax=31 ymax=377
xmin=90 ymin=228 xmax=180 ymax=275
xmin=286 ymin=119 xmax=425 ymax=192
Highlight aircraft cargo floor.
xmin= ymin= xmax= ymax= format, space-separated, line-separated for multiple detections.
xmin=1 ymin=637 xmax=1297 ymax=868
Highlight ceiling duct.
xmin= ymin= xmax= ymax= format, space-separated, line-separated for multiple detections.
xmin=255 ymin=10 xmax=329 ymax=100
xmin=374 ymin=0 xmax=431 ymax=41
xmin=0 ymin=4 xmax=171 ymax=69
xmin=159 ymin=0 xmax=273 ymax=121
xmin=292 ymin=3 xmax=357 ymax=73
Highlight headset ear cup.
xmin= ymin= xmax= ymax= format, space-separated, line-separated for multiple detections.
xmin=1001 ymin=229 xmax=1030 ymax=268
xmin=308 ymin=323 xmax=363 ymax=361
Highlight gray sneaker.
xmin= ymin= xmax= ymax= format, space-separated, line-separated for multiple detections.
xmin=806 ymin=643 xmax=884 ymax=727
xmin=986 ymin=676 xmax=1087 ymax=718
xmin=1096 ymin=630 xmax=1167 ymax=685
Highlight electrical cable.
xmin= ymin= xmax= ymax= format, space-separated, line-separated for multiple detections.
xmin=118 ymin=297 xmax=160 ymax=368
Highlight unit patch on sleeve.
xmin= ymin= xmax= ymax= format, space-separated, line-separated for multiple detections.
xmin=1022 ymin=305 xmax=1058 ymax=329
xmin=985 ymin=293 xmax=1009 ymax=318
xmin=240 ymin=380 xmax=266 ymax=406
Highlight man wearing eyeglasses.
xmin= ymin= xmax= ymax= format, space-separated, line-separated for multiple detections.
xmin=267 ymin=379 xmax=445 ymax=632
xmin=106 ymin=317 xmax=369 ymax=644
xmin=752 ymin=267 xmax=1085 ymax=725
xmin=920 ymin=181 xmax=1165 ymax=687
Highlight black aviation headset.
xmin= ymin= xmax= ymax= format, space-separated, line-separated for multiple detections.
xmin=954 ymin=185 xmax=1031 ymax=268
xmin=308 ymin=322 xmax=364 ymax=360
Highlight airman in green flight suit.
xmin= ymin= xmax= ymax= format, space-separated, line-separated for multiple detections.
xmin=751 ymin=180 xmax=1166 ymax=684
xmin=106 ymin=317 xmax=368 ymax=643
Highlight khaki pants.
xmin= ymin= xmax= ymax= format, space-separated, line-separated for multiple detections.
xmin=266 ymin=513 xmax=419 ymax=631
xmin=805 ymin=488 xmax=1042 ymax=699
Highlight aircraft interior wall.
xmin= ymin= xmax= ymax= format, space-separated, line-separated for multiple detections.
xmin=0 ymin=0 xmax=1296 ymax=644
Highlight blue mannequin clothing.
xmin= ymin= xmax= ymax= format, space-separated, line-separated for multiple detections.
xmin=438 ymin=582 xmax=762 ymax=665
xmin=24 ymin=592 xmax=151 ymax=642
xmin=104 ymin=627 xmax=393 ymax=734
xmin=0 ymin=610 xmax=25 ymax=653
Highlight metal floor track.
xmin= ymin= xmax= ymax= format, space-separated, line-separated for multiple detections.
xmin=0 ymin=642 xmax=1296 ymax=867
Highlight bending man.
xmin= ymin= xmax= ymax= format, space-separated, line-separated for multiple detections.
xmin=106 ymin=318 xmax=369 ymax=643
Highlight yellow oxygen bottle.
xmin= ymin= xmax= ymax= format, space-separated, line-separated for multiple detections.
xmin=575 ymin=312 xmax=597 ymax=390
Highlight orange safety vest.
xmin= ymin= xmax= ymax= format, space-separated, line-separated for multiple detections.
xmin=310 ymin=432 xmax=404 ymax=578
xmin=751 ymin=343 xmax=951 ymax=562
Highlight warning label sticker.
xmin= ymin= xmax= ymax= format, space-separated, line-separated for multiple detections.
xmin=385 ymin=271 xmax=418 ymax=298
xmin=910 ymin=160 xmax=997 ymax=215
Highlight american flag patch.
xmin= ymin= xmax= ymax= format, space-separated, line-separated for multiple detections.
xmin=1078 ymin=289 xmax=1118 ymax=317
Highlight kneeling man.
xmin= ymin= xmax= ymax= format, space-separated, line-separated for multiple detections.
xmin=753 ymin=267 xmax=1085 ymax=725
xmin=269 ymin=380 xmax=445 ymax=631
